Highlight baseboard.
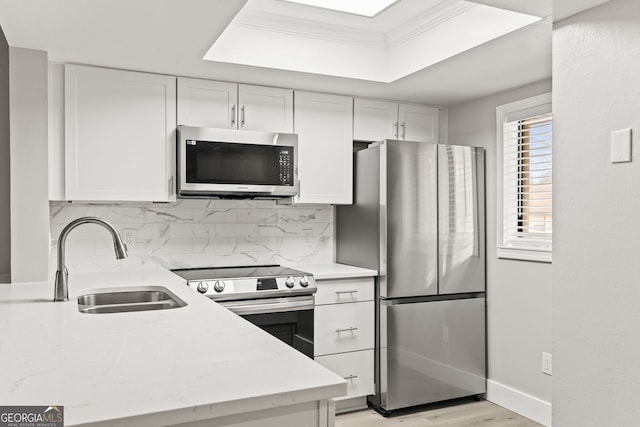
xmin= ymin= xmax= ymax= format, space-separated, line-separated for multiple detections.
xmin=487 ymin=380 xmax=551 ymax=426
xmin=0 ymin=273 xmax=10 ymax=284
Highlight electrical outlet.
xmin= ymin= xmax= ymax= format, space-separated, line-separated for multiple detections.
xmin=302 ymin=228 xmax=313 ymax=247
xmin=123 ymin=229 xmax=137 ymax=248
xmin=542 ymin=352 xmax=552 ymax=376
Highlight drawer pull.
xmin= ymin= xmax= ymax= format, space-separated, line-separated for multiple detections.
xmin=335 ymin=327 xmax=358 ymax=333
xmin=335 ymin=290 xmax=358 ymax=295
xmin=344 ymin=375 xmax=358 ymax=380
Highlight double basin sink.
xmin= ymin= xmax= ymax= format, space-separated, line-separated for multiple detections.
xmin=78 ymin=286 xmax=187 ymax=314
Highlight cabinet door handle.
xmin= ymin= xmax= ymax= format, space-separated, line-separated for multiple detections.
xmin=241 ymin=105 xmax=245 ymax=127
xmin=394 ymin=121 xmax=399 ymax=138
xmin=335 ymin=327 xmax=358 ymax=333
xmin=335 ymin=290 xmax=358 ymax=295
xmin=344 ymin=375 xmax=358 ymax=380
xmin=401 ymin=122 xmax=406 ymax=139
xmin=231 ymin=105 xmax=236 ymax=127
xmin=168 ymin=176 xmax=174 ymax=196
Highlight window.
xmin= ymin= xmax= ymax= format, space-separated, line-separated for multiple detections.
xmin=497 ymin=93 xmax=552 ymax=262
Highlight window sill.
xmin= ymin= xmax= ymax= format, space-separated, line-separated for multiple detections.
xmin=497 ymin=246 xmax=552 ymax=263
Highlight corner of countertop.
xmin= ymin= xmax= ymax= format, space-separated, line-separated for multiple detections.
xmin=292 ymin=263 xmax=377 ymax=280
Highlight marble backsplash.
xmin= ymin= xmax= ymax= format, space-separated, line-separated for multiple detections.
xmin=49 ymin=199 xmax=334 ymax=273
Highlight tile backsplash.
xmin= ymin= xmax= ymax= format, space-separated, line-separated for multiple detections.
xmin=50 ymin=199 xmax=334 ymax=273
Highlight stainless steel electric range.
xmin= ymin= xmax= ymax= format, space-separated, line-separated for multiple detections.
xmin=172 ymin=265 xmax=316 ymax=358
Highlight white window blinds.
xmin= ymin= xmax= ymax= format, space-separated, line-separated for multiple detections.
xmin=503 ymin=113 xmax=552 ymax=247
xmin=497 ymin=93 xmax=552 ymax=262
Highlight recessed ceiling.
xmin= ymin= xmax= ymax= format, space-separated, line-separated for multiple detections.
xmin=205 ymin=0 xmax=541 ymax=83
xmin=0 ymin=0 xmax=610 ymax=106
xmin=279 ymin=0 xmax=400 ymax=17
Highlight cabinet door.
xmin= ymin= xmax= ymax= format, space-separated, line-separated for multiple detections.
xmin=177 ymin=77 xmax=237 ymax=129
xmin=238 ymin=84 xmax=293 ymax=133
xmin=315 ymin=349 xmax=374 ymax=401
xmin=65 ymin=65 xmax=176 ymax=202
xmin=398 ymin=104 xmax=439 ymax=142
xmin=315 ymin=278 xmax=375 ymax=306
xmin=294 ymin=91 xmax=353 ymax=204
xmin=314 ymin=301 xmax=374 ymax=356
xmin=353 ymin=98 xmax=398 ymax=141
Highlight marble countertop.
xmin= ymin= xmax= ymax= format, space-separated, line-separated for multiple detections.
xmin=0 ymin=266 xmax=346 ymax=426
xmin=294 ymin=263 xmax=377 ymax=280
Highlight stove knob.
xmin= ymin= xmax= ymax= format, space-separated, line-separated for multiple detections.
xmin=300 ymin=276 xmax=310 ymax=288
xmin=196 ymin=281 xmax=209 ymax=294
xmin=285 ymin=276 xmax=296 ymax=288
xmin=213 ymin=280 xmax=225 ymax=293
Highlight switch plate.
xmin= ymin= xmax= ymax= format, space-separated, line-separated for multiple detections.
xmin=542 ymin=352 xmax=552 ymax=376
xmin=611 ymin=128 xmax=632 ymax=163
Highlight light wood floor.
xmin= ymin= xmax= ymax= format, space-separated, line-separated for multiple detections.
xmin=336 ymin=399 xmax=542 ymax=427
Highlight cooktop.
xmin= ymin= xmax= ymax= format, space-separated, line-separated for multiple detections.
xmin=171 ymin=264 xmax=316 ymax=301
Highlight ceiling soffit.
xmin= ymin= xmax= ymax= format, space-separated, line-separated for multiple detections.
xmin=205 ymin=0 xmax=541 ymax=82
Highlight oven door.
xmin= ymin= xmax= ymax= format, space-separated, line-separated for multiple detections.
xmin=220 ymin=295 xmax=314 ymax=359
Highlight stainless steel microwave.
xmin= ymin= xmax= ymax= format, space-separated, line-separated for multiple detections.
xmin=177 ymin=126 xmax=299 ymax=198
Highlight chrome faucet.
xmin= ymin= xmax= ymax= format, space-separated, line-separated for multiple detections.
xmin=54 ymin=217 xmax=128 ymax=302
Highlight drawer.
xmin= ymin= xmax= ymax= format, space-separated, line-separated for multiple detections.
xmin=314 ymin=301 xmax=374 ymax=356
xmin=315 ymin=278 xmax=375 ymax=306
xmin=316 ymin=349 xmax=374 ymax=400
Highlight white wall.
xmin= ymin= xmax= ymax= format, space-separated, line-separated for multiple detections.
xmin=9 ymin=47 xmax=50 ymax=283
xmin=553 ymin=0 xmax=640 ymax=425
xmin=0 ymin=27 xmax=10 ymax=283
xmin=448 ymin=79 xmax=552 ymax=425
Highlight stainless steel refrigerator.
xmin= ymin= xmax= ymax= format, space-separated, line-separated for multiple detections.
xmin=336 ymin=139 xmax=486 ymax=414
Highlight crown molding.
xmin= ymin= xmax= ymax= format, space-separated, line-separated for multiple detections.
xmin=233 ymin=1 xmax=478 ymax=53
xmin=386 ymin=1 xmax=476 ymax=48
xmin=234 ymin=9 xmax=386 ymax=50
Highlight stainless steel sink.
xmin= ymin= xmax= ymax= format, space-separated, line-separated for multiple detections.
xmin=77 ymin=286 xmax=187 ymax=314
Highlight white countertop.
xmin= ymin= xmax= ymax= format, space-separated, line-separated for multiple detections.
xmin=0 ymin=267 xmax=346 ymax=426
xmin=294 ymin=263 xmax=377 ymax=280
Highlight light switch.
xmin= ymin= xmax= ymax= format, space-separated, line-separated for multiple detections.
xmin=611 ymin=128 xmax=632 ymax=163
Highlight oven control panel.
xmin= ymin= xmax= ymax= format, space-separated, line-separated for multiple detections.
xmin=186 ymin=275 xmax=316 ymax=300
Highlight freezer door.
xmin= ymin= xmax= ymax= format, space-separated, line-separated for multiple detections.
xmin=382 ymin=140 xmax=438 ymax=298
xmin=438 ymin=145 xmax=485 ymax=294
xmin=377 ymin=297 xmax=486 ymax=411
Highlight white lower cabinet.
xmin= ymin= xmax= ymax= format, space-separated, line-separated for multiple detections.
xmin=316 ymin=350 xmax=374 ymax=402
xmin=314 ymin=302 xmax=374 ymax=355
xmin=314 ymin=277 xmax=375 ymax=412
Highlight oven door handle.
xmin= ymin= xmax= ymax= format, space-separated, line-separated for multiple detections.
xmin=219 ymin=295 xmax=314 ymax=315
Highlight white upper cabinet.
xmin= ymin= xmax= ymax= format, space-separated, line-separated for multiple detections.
xmin=64 ymin=64 xmax=176 ymax=202
xmin=354 ymin=98 xmax=439 ymax=143
xmin=237 ymin=84 xmax=293 ymax=132
xmin=398 ymin=103 xmax=439 ymax=143
xmin=177 ymin=78 xmax=237 ymax=129
xmin=294 ymin=91 xmax=353 ymax=205
xmin=353 ymin=98 xmax=398 ymax=141
xmin=177 ymin=77 xmax=293 ymax=133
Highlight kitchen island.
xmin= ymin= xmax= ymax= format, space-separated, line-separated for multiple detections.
xmin=0 ymin=267 xmax=346 ymax=426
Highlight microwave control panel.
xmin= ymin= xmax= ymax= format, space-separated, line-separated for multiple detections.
xmin=278 ymin=148 xmax=293 ymax=186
